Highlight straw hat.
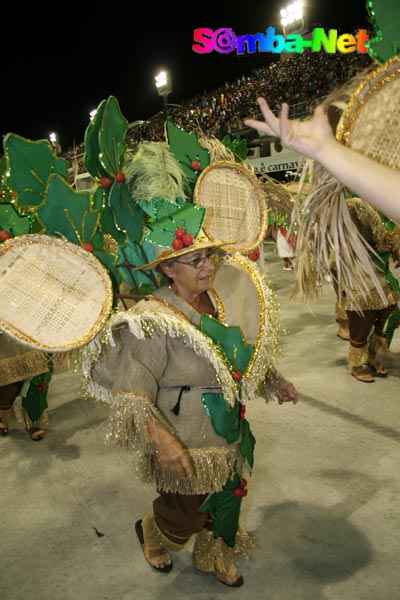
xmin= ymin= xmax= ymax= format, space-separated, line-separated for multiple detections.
xmin=0 ymin=234 xmax=113 ymax=352
xmin=137 ymin=203 xmax=226 ymax=270
xmin=194 ymin=160 xmax=268 ymax=254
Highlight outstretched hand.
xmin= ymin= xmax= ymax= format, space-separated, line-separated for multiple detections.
xmin=244 ymin=98 xmax=334 ymax=161
xmin=275 ymin=377 xmax=299 ymax=405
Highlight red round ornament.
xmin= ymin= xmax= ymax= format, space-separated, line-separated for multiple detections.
xmin=172 ymin=238 xmax=184 ymax=250
xmin=240 ymin=478 xmax=247 ymax=489
xmin=100 ymin=176 xmax=112 ymax=188
xmin=0 ymin=230 xmax=11 ymax=242
xmin=248 ymin=248 xmax=260 ymax=261
xmin=182 ymin=233 xmax=194 ymax=246
xmin=83 ymin=242 xmax=94 ymax=252
xmin=174 ymin=227 xmax=186 ymax=239
xmin=234 ymin=488 xmax=243 ymax=498
xmin=232 ymin=369 xmax=243 ymax=382
xmin=191 ymin=160 xmax=201 ymax=171
xmin=115 ymin=171 xmax=125 ymax=183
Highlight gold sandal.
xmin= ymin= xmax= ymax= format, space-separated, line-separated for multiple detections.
xmin=213 ymin=562 xmax=244 ymax=587
xmin=28 ymin=427 xmax=46 ymax=441
xmin=351 ymin=366 xmax=375 ymax=383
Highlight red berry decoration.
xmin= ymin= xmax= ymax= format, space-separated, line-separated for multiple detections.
xmin=241 ymin=488 xmax=248 ymax=497
xmin=37 ymin=381 xmax=47 ymax=393
xmin=172 ymin=238 xmax=184 ymax=250
xmin=175 ymin=227 xmax=186 ymax=239
xmin=100 ymin=176 xmax=112 ymax=188
xmin=240 ymin=478 xmax=247 ymax=489
xmin=248 ymin=248 xmax=260 ymax=261
xmin=234 ymin=488 xmax=243 ymax=498
xmin=83 ymin=242 xmax=94 ymax=252
xmin=0 ymin=230 xmax=11 ymax=242
xmin=182 ymin=233 xmax=194 ymax=246
xmin=115 ymin=171 xmax=125 ymax=183
xmin=191 ymin=160 xmax=201 ymax=171
xmin=239 ymin=404 xmax=246 ymax=421
xmin=232 ymin=369 xmax=243 ymax=382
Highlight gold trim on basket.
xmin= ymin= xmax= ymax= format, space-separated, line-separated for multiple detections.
xmin=194 ymin=160 xmax=268 ymax=254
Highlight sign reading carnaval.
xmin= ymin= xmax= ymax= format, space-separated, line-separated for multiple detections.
xmin=192 ymin=27 xmax=369 ymax=55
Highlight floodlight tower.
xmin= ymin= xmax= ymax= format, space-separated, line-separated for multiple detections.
xmin=155 ymin=70 xmax=172 ymax=118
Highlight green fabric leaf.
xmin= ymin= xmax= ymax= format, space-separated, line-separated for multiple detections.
xmin=100 ymin=205 xmax=126 ymax=246
xmin=116 ymin=238 xmax=158 ymax=292
xmin=239 ymin=419 xmax=256 ymax=470
xmin=199 ymin=473 xmax=243 ymax=548
xmin=165 ymin=120 xmax=210 ymax=189
xmin=92 ymin=186 xmax=109 ymax=212
xmin=21 ymin=371 xmax=52 ymax=423
xmin=93 ymin=250 xmax=121 ymax=286
xmin=83 ymin=99 xmax=108 ymax=179
xmin=0 ymin=203 xmax=32 ymax=236
xmin=366 ymin=0 xmax=400 ymax=63
xmin=38 ymin=174 xmax=100 ymax=246
xmin=222 ymin=134 xmax=249 ymax=162
xmin=3 ymin=134 xmax=68 ymax=208
xmin=385 ymin=308 xmax=400 ymax=347
xmin=109 ymin=180 xmax=145 ymax=242
xmin=200 ymin=314 xmax=254 ymax=373
xmin=202 ymin=394 xmax=240 ymax=444
xmin=99 ymin=96 xmax=129 ymax=175
xmin=145 ymin=204 xmax=205 ymax=248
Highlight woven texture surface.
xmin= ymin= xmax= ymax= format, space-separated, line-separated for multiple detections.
xmin=195 ymin=162 xmax=268 ymax=253
xmin=0 ymin=235 xmax=113 ymax=351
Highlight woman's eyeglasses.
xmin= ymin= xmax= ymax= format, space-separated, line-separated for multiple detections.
xmin=174 ymin=251 xmax=219 ymax=270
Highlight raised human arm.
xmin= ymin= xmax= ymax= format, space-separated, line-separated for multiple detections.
xmin=244 ymin=99 xmax=400 ymax=223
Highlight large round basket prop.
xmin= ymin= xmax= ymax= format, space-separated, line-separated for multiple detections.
xmin=337 ymin=54 xmax=400 ymax=170
xmin=0 ymin=235 xmax=113 ymax=352
xmin=194 ymin=161 xmax=268 ymax=254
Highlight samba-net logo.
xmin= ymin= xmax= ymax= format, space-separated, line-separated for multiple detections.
xmin=192 ymin=27 xmax=369 ymax=55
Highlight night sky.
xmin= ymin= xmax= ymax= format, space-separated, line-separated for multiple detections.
xmin=1 ymin=1 xmax=372 ymax=150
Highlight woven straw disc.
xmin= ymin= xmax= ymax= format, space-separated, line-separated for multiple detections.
xmin=0 ymin=235 xmax=113 ymax=352
xmin=194 ymin=161 xmax=268 ymax=253
xmin=337 ymin=55 xmax=400 ymax=171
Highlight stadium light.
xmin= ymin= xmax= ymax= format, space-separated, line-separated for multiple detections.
xmin=155 ymin=70 xmax=171 ymax=118
xmin=280 ymin=1 xmax=304 ymax=36
xmin=49 ymin=132 xmax=61 ymax=155
xmin=89 ymin=109 xmax=97 ymax=121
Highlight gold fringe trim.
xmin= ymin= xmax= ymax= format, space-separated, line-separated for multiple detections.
xmin=192 ymin=527 xmax=255 ymax=573
xmin=81 ymin=305 xmax=240 ymax=408
xmin=0 ymin=350 xmax=49 ymax=387
xmin=0 ymin=405 xmax=17 ymax=427
xmin=369 ymin=332 xmax=385 ymax=355
xmin=142 ymin=514 xmax=184 ymax=554
xmin=348 ymin=344 xmax=368 ymax=367
xmin=335 ymin=301 xmax=348 ymax=321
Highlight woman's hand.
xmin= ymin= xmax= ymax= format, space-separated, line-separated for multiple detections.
xmin=274 ymin=377 xmax=299 ymax=405
xmin=244 ymin=98 xmax=335 ymax=161
xmin=148 ymin=419 xmax=193 ymax=477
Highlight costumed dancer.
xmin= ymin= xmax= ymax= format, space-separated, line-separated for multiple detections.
xmin=81 ymin=135 xmax=298 ymax=587
xmin=0 ymin=331 xmax=52 ymax=441
xmin=336 ymin=198 xmax=400 ymax=382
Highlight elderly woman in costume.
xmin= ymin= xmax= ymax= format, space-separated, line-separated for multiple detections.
xmin=82 ymin=200 xmax=298 ymax=588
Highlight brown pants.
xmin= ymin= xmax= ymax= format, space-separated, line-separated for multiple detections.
xmin=153 ymin=492 xmax=211 ymax=547
xmin=0 ymin=382 xmax=23 ymax=410
xmin=347 ymin=305 xmax=396 ymax=347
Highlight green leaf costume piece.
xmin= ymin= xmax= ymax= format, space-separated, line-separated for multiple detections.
xmin=199 ymin=473 xmax=244 ymax=548
xmin=165 ymin=120 xmax=210 ymax=190
xmin=366 ymin=0 xmax=400 ymax=64
xmin=200 ymin=313 xmax=254 ymax=374
xmin=3 ymin=134 xmax=68 ymax=208
xmin=0 ymin=203 xmax=31 ymax=237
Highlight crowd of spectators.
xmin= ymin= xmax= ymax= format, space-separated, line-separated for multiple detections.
xmin=63 ymin=50 xmax=372 ymax=164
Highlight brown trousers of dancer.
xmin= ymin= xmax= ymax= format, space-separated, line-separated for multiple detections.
xmin=153 ymin=492 xmax=211 ymax=547
xmin=347 ymin=305 xmax=396 ymax=347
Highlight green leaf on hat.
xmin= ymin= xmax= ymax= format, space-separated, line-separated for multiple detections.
xmin=84 ymin=99 xmax=108 ymax=179
xmin=108 ymin=180 xmax=145 ymax=243
xmin=366 ymin=0 xmax=400 ymax=63
xmin=3 ymin=133 xmax=68 ymax=208
xmin=222 ymin=134 xmax=249 ymax=162
xmin=99 ymin=96 xmax=129 ymax=175
xmin=116 ymin=238 xmax=158 ymax=289
xmin=145 ymin=203 xmax=205 ymax=249
xmin=38 ymin=174 xmax=100 ymax=246
xmin=165 ymin=120 xmax=210 ymax=189
xmin=100 ymin=205 xmax=126 ymax=246
xmin=0 ymin=203 xmax=32 ymax=237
